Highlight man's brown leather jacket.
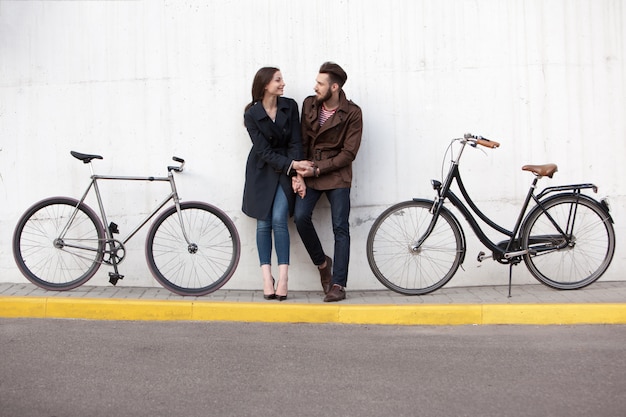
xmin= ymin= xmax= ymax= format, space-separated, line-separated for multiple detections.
xmin=301 ymin=90 xmax=363 ymax=190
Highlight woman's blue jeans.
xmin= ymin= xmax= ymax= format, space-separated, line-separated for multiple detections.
xmin=257 ymin=186 xmax=290 ymax=266
xmin=294 ymin=187 xmax=351 ymax=287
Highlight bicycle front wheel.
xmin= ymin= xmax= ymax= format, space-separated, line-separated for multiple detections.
xmin=146 ymin=201 xmax=241 ymax=296
xmin=521 ymin=194 xmax=615 ymax=289
xmin=366 ymin=200 xmax=464 ymax=295
xmin=12 ymin=197 xmax=105 ymax=290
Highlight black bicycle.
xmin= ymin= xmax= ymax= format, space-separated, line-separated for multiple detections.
xmin=13 ymin=152 xmax=241 ymax=296
xmin=366 ymin=133 xmax=615 ymax=296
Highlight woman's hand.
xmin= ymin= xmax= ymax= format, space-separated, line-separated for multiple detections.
xmin=292 ymin=174 xmax=307 ymax=198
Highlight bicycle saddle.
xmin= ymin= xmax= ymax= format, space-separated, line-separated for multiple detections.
xmin=70 ymin=151 xmax=103 ymax=163
xmin=522 ymin=163 xmax=558 ymax=178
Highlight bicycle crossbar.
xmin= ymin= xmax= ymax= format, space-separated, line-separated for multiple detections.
xmin=92 ymin=174 xmax=170 ymax=182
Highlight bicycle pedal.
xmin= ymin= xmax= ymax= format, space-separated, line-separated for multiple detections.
xmin=108 ymin=272 xmax=124 ymax=286
xmin=477 ymin=251 xmax=491 ymax=262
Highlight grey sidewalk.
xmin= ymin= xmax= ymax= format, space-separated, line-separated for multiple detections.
xmin=2 ymin=280 xmax=626 ymax=304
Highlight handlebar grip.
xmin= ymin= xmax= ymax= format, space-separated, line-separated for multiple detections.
xmin=477 ymin=138 xmax=500 ymax=148
xmin=168 ymin=156 xmax=185 ymax=173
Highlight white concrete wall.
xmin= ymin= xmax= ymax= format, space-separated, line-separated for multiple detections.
xmin=1 ymin=0 xmax=624 ymax=291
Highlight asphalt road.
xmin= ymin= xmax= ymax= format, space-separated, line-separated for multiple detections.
xmin=1 ymin=319 xmax=625 ymax=417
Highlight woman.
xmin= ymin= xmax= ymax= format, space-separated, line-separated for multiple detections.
xmin=242 ymin=67 xmax=312 ymax=300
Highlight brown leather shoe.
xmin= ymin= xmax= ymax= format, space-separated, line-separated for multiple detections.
xmin=318 ymin=255 xmax=333 ymax=294
xmin=324 ymin=284 xmax=346 ymax=302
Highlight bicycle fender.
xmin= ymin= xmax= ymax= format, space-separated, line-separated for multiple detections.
xmin=600 ymin=198 xmax=614 ymax=224
xmin=412 ymin=198 xmax=467 ymax=265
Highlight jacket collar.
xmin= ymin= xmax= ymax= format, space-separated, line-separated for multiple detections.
xmin=249 ymin=97 xmax=290 ymax=124
xmin=307 ymin=90 xmax=349 ymax=133
xmin=307 ymin=90 xmax=349 ymax=121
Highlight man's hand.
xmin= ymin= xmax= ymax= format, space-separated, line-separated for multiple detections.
xmin=293 ymin=160 xmax=316 ymax=177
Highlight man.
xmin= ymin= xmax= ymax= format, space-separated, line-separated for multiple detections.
xmin=294 ymin=62 xmax=363 ymax=302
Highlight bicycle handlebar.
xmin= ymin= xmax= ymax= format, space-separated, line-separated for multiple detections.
xmin=168 ymin=157 xmax=185 ymax=173
xmin=463 ymin=133 xmax=500 ymax=149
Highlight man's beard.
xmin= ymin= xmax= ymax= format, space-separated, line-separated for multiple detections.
xmin=316 ymin=89 xmax=332 ymax=105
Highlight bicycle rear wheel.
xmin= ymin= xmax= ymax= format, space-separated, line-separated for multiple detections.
xmin=145 ymin=201 xmax=241 ymax=296
xmin=521 ymin=194 xmax=615 ymax=289
xmin=12 ymin=197 xmax=105 ymax=290
xmin=366 ymin=200 xmax=464 ymax=295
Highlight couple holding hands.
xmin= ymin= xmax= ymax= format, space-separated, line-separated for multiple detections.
xmin=242 ymin=62 xmax=363 ymax=303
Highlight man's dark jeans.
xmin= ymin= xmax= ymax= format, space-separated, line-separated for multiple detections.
xmin=294 ymin=187 xmax=351 ymax=287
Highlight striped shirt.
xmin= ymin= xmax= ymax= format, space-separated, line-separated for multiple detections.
xmin=319 ymin=104 xmax=337 ymax=126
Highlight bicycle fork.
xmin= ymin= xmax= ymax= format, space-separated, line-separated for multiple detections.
xmin=410 ymin=199 xmax=445 ymax=253
xmin=168 ymin=174 xmax=197 ymax=254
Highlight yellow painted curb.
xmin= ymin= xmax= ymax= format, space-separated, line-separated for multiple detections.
xmin=482 ymin=303 xmax=626 ymax=325
xmin=0 ymin=297 xmax=46 ymax=318
xmin=2 ymin=297 xmax=626 ymax=325
xmin=192 ymin=302 xmax=341 ymax=323
xmin=46 ymin=298 xmax=194 ymax=321
xmin=337 ymin=304 xmax=483 ymax=325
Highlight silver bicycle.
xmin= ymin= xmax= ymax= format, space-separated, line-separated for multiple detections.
xmin=13 ymin=151 xmax=241 ymax=296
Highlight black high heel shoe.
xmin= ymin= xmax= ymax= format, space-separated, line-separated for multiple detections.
xmin=263 ymin=277 xmax=276 ymax=300
xmin=275 ymin=279 xmax=288 ymax=301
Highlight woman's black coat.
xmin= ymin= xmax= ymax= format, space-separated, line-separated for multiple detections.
xmin=242 ymin=97 xmax=303 ymax=220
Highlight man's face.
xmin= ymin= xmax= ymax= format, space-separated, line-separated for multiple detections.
xmin=314 ymin=73 xmax=333 ymax=104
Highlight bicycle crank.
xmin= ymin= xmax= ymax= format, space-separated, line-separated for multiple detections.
xmin=103 ymin=239 xmax=126 ymax=265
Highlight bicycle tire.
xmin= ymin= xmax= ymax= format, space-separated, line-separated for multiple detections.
xmin=145 ymin=201 xmax=241 ymax=296
xmin=366 ymin=199 xmax=465 ymax=295
xmin=521 ymin=193 xmax=615 ymax=290
xmin=12 ymin=197 xmax=105 ymax=290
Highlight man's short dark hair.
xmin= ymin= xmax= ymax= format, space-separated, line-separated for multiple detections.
xmin=319 ymin=62 xmax=347 ymax=88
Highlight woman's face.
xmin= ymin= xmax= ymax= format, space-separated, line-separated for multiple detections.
xmin=265 ymin=71 xmax=285 ymax=97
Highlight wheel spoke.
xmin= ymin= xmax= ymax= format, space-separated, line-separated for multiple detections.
xmin=13 ymin=198 xmax=104 ymax=290
xmin=146 ymin=202 xmax=240 ymax=296
xmin=367 ymin=201 xmax=463 ymax=295
xmin=522 ymin=195 xmax=615 ymax=289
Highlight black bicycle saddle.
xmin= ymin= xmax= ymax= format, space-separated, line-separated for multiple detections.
xmin=70 ymin=151 xmax=103 ymax=163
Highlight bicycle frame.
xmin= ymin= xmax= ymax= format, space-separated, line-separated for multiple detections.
xmin=416 ymin=138 xmax=599 ymax=263
xmin=87 ymin=175 xmax=179 ymax=244
xmin=59 ymin=160 xmax=191 ymax=268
